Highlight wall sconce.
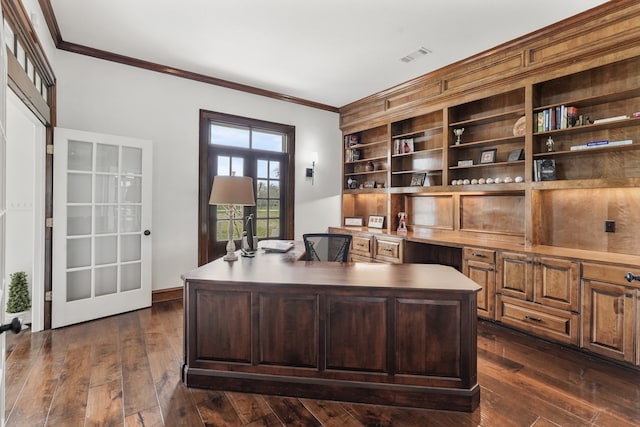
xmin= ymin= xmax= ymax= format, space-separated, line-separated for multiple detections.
xmin=209 ymin=175 xmax=255 ymax=262
xmin=306 ymin=151 xmax=318 ymax=185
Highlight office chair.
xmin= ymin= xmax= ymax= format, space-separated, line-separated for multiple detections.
xmin=303 ymin=233 xmax=352 ymax=262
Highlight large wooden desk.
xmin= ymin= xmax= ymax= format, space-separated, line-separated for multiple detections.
xmin=182 ymin=243 xmax=481 ymax=411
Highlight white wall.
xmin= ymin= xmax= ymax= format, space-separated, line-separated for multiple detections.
xmin=5 ymin=89 xmax=45 ymax=330
xmin=54 ymin=51 xmax=342 ymax=290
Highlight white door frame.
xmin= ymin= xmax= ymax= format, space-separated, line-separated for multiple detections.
xmin=5 ymin=89 xmax=45 ymax=332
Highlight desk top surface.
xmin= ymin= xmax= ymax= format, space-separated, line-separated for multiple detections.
xmin=183 ymin=242 xmax=481 ymax=293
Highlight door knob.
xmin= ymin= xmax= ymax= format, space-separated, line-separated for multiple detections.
xmin=144 ymin=230 xmax=151 ymax=236
xmin=0 ymin=317 xmax=22 ymax=335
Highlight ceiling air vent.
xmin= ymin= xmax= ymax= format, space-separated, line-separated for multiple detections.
xmin=400 ymin=47 xmax=432 ymax=63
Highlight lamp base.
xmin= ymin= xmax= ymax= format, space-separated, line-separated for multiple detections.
xmin=223 ymin=239 xmax=238 ymax=262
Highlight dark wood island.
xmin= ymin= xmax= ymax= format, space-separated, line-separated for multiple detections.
xmin=182 ymin=244 xmax=481 ymax=411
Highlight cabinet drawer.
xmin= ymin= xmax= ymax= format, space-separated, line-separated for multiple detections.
xmin=463 ymin=247 xmax=495 ymax=264
xmin=583 ymin=262 xmax=640 ymax=288
xmin=351 ymin=235 xmax=372 ymax=256
xmin=374 ymin=238 xmax=403 ymax=264
xmin=496 ymin=295 xmax=579 ymax=346
xmin=350 ymin=253 xmax=373 ymax=263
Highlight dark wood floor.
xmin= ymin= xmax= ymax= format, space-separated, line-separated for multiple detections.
xmin=4 ymin=299 xmax=640 ymax=426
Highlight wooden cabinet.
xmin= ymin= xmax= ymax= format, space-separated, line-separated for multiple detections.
xmin=462 ymin=247 xmax=495 ymax=320
xmin=581 ymin=263 xmax=638 ymax=364
xmin=496 ymin=252 xmax=580 ymax=345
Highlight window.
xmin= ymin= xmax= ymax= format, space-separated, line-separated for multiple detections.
xmin=198 ymin=110 xmax=295 ymax=263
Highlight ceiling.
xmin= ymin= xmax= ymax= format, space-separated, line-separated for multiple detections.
xmin=48 ymin=0 xmax=609 ymax=109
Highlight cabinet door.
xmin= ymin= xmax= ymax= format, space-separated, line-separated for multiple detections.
xmin=581 ymin=280 xmax=635 ymax=363
xmin=463 ymin=259 xmax=495 ymax=320
xmin=497 ymin=252 xmax=532 ymax=301
xmin=533 ymin=258 xmax=579 ymax=312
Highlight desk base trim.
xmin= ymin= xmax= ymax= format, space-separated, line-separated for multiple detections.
xmin=184 ymin=368 xmax=480 ymax=412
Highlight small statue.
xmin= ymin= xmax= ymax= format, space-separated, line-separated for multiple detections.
xmin=546 ymin=136 xmax=554 ymax=152
xmin=397 ymin=212 xmax=408 ymax=234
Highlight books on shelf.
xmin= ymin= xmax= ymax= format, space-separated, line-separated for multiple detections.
xmin=570 ymin=139 xmax=632 ymax=151
xmin=534 ymin=159 xmax=556 ymax=181
xmin=535 ymin=105 xmax=578 ymax=132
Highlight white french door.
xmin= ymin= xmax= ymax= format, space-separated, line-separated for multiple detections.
xmin=52 ymin=128 xmax=152 ymax=328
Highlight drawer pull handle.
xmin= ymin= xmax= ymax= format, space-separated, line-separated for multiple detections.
xmin=625 ymin=272 xmax=640 ymax=282
xmin=524 ymin=315 xmax=542 ymax=322
xmin=471 ymin=253 xmax=487 ymax=258
xmin=383 ymin=248 xmax=393 ymax=252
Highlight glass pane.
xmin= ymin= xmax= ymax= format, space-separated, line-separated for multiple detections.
xmin=68 ymin=140 xmax=93 ymax=171
xmin=16 ymin=40 xmax=25 ymax=68
xmin=120 ymin=205 xmax=141 ymax=232
xmin=256 ymin=219 xmax=268 ymax=238
xmin=4 ymin=20 xmax=15 ymax=53
xmin=120 ymin=176 xmax=141 ymax=203
xmin=269 ymin=161 xmax=281 ymax=178
xmin=257 ymin=160 xmax=268 ymax=179
xmin=95 ymin=235 xmax=117 ymax=265
xmin=269 ymin=180 xmax=280 ymax=198
xmin=253 ymin=129 xmax=284 ymax=152
xmin=26 ymin=57 xmax=34 ymax=82
xmin=217 ymin=156 xmax=230 ymax=175
xmin=67 ymin=270 xmax=91 ymax=302
xmin=67 ymin=173 xmax=92 ymax=203
xmin=122 ymin=147 xmax=142 ymax=174
xmin=67 ymin=238 xmax=91 ymax=268
xmin=256 ymin=200 xmax=267 ymax=219
xmin=95 ymin=266 xmax=117 ymax=296
xmin=216 ymin=219 xmax=242 ymax=241
xmin=211 ymin=123 xmax=249 ymax=148
xmin=121 ymin=234 xmax=141 ymax=262
xmin=67 ymin=206 xmax=91 ymax=236
xmin=121 ymin=263 xmax=141 ymax=291
xmin=269 ymin=200 xmax=280 ymax=218
xmin=231 ymin=157 xmax=244 ymax=176
xmin=256 ymin=180 xmax=268 ymax=198
xmin=96 ymin=144 xmax=119 ymax=173
xmin=35 ymin=73 xmax=41 ymax=95
xmin=95 ymin=205 xmax=118 ymax=234
xmin=268 ymin=220 xmax=280 ymax=238
xmin=95 ymin=175 xmax=118 ymax=203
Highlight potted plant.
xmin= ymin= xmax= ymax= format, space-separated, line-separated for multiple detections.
xmin=6 ymin=271 xmax=31 ymax=324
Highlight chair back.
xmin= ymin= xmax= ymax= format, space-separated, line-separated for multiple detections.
xmin=303 ymin=233 xmax=352 ymax=262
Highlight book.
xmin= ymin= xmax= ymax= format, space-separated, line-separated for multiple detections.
xmin=593 ymin=115 xmax=630 ymax=124
xmin=570 ymin=140 xmax=632 ymax=151
xmin=534 ymin=159 xmax=556 ymax=181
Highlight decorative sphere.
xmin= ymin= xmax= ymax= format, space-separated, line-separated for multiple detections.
xmin=478 ymin=178 xmax=486 ymax=184
xmin=471 ymin=179 xmax=478 ymax=185
xmin=463 ymin=179 xmax=470 ymax=185
xmin=486 ymin=178 xmax=494 ymax=184
xmin=504 ymin=176 xmax=513 ymax=183
xmin=451 ymin=179 xmax=458 ymax=185
xmin=494 ymin=177 xmax=503 ymax=184
xmin=515 ymin=176 xmax=524 ymax=183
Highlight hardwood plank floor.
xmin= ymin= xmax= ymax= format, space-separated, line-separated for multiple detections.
xmin=5 ymin=299 xmax=640 ymax=426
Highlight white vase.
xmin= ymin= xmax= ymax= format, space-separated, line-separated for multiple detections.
xmin=5 ymin=310 xmax=31 ymax=326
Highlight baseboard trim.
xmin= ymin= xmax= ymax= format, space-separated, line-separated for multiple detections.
xmin=152 ymin=287 xmax=183 ymax=304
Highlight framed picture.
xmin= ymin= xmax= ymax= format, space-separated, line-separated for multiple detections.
xmin=395 ymin=138 xmax=414 ymax=154
xmin=507 ymin=148 xmax=524 ymax=162
xmin=368 ymin=215 xmax=385 ymax=229
xmin=344 ymin=217 xmax=364 ymax=227
xmin=410 ymin=173 xmax=426 ymax=186
xmin=480 ymin=148 xmax=497 ymax=164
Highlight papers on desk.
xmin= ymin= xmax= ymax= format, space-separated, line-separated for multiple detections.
xmin=258 ymin=240 xmax=295 ymax=253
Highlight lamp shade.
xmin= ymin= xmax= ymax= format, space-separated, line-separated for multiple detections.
xmin=209 ymin=175 xmax=255 ymax=206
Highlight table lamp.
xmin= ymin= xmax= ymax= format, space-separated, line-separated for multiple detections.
xmin=209 ymin=175 xmax=255 ymax=261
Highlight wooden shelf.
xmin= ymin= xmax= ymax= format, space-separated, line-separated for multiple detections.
xmin=449 ymin=108 xmax=525 ymax=128
xmin=533 ymin=116 xmax=640 ymax=137
xmin=533 ymin=142 xmax=636 ymax=158
xmin=534 ymin=87 xmax=640 ymax=112
xmin=450 ymin=135 xmax=524 ymax=149
xmin=392 ymin=147 xmax=442 ymax=158
xmin=392 ymin=125 xmax=442 ymax=140
xmin=450 ymin=160 xmax=524 ymax=170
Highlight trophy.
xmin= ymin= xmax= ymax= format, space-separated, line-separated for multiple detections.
xmin=453 ymin=128 xmax=465 ymax=145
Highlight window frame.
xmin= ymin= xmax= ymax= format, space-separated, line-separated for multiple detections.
xmin=198 ymin=110 xmax=295 ymax=265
